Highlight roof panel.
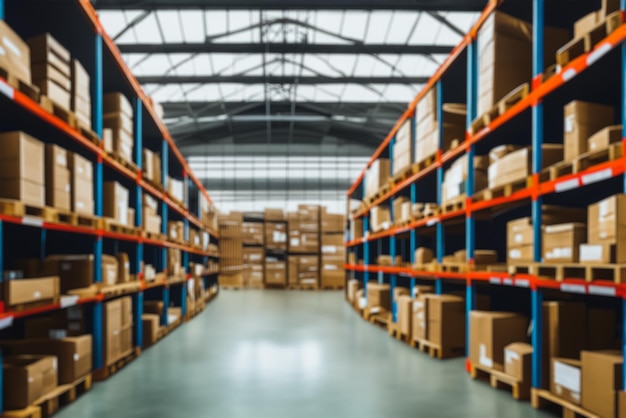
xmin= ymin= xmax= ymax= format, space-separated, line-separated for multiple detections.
xmin=155 ymin=11 xmax=184 ymax=43
xmin=180 ymin=11 xmax=206 ymax=42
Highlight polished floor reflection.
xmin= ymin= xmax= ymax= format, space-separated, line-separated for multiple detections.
xmin=56 ymin=291 xmax=553 ymax=418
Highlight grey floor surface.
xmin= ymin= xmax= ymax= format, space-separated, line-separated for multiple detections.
xmin=56 ymin=291 xmax=555 ymax=418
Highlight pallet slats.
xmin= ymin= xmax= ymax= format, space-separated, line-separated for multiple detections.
xmin=471 ymin=365 xmax=529 ymax=400
xmin=531 ymin=388 xmax=600 ymax=418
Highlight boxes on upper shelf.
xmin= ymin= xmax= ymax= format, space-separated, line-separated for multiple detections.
xmin=27 ymin=33 xmax=72 ymax=111
xmin=443 ymin=154 xmax=488 ymax=204
xmin=68 ymin=152 xmax=94 ymax=215
xmin=142 ymin=193 xmax=161 ymax=234
xmin=564 ymin=101 xmax=615 ymax=162
xmin=350 ymin=218 xmax=363 ymax=241
xmin=488 ymin=145 xmax=563 ymax=189
xmin=365 ymin=159 xmax=390 ymax=198
xmin=370 ymin=206 xmax=391 ymax=232
xmin=3 ymin=276 xmax=60 ymax=308
xmin=393 ymin=119 xmax=413 ymax=177
xmin=103 ymin=92 xmax=134 ymax=163
xmin=0 ymin=131 xmax=45 ymax=207
xmin=0 ymin=21 xmax=31 ymax=85
xmin=580 ymin=194 xmax=626 ymax=264
xmin=588 ymin=125 xmax=622 ymax=152
xmin=168 ymin=220 xmax=185 ymax=243
xmin=71 ymin=59 xmax=91 ymax=129
xmin=45 ymin=144 xmax=71 ymax=211
xmin=542 ymin=223 xmax=586 ymax=263
xmin=103 ymin=181 xmax=129 ymax=225
xmin=143 ymin=148 xmax=162 ymax=186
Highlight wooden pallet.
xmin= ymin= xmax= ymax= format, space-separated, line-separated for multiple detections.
xmin=556 ymin=36 xmax=586 ymax=67
xmin=142 ymin=231 xmax=166 ymax=241
xmin=94 ymin=348 xmax=140 ymax=381
xmin=470 ymin=105 xmax=500 ymax=135
xmin=387 ymin=321 xmax=411 ymax=344
xmin=0 ymin=199 xmax=56 ymax=220
xmin=541 ymin=64 xmax=558 ymax=83
xmin=0 ymin=66 xmax=40 ymax=102
xmin=438 ymin=196 xmax=466 ymax=214
xmin=508 ymin=263 xmax=537 ymax=276
xmin=541 ymin=160 xmax=574 ymax=182
xmin=40 ymin=96 xmax=76 ymax=127
xmin=369 ymin=311 xmax=391 ymax=329
xmin=75 ymin=213 xmax=101 ymax=229
xmin=391 ymin=164 xmax=419 ymax=186
xmin=498 ymin=83 xmax=530 ymax=115
xmin=103 ymin=219 xmax=138 ymax=236
xmin=97 ymin=281 xmax=142 ymax=298
xmin=73 ymin=119 xmax=100 ymax=147
xmin=473 ymin=177 xmax=532 ymax=203
xmin=414 ymin=154 xmax=437 ymax=173
xmin=531 ymin=388 xmax=599 ymax=418
xmin=586 ymin=264 xmax=626 ymax=284
xmin=585 ymin=11 xmax=622 ymax=52
xmin=573 ymin=142 xmax=623 ymax=173
xmin=439 ymin=262 xmax=468 ymax=273
xmin=471 ymin=365 xmax=529 ymax=400
xmin=1 ymin=405 xmax=42 ymax=418
xmin=320 ymin=284 xmax=344 ymax=290
xmin=414 ymin=338 xmax=464 ymax=359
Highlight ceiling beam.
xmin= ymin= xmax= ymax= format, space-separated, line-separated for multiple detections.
xmin=138 ymin=75 xmax=428 ymax=84
xmin=92 ymin=0 xmax=486 ymax=11
xmin=118 ymin=43 xmax=455 ymax=55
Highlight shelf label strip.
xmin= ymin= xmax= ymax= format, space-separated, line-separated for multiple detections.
xmin=581 ymin=168 xmax=613 ymax=185
xmin=60 ymin=295 xmax=80 ymax=308
xmin=0 ymin=80 xmax=14 ymax=99
xmin=0 ymin=316 xmax=13 ymax=330
xmin=588 ymin=285 xmax=617 ymax=297
xmin=555 ymin=178 xmax=580 ymax=193
xmin=561 ymin=283 xmax=586 ymax=294
xmin=515 ymin=279 xmax=530 ymax=288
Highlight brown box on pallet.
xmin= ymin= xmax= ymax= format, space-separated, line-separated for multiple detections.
xmin=265 ymin=208 xmax=285 ymax=221
xmin=144 ymin=301 xmax=164 ymax=316
xmin=298 ymin=256 xmax=320 ymax=283
xmin=71 ymin=59 xmax=90 ymax=101
xmin=424 ymin=294 xmax=465 ymax=348
xmin=0 ymin=21 xmax=31 ymax=85
xmin=415 ymin=123 xmax=463 ymax=165
xmin=321 ymin=270 xmax=343 ymax=288
xmin=397 ymin=295 xmax=413 ymax=336
xmin=3 ymin=276 xmax=59 ymax=307
xmin=142 ymin=314 xmax=160 ymax=347
xmin=288 ymin=257 xmax=299 ymax=285
xmin=443 ymin=154 xmax=489 ymax=203
xmin=168 ymin=220 xmax=184 ymax=242
xmin=588 ymin=194 xmax=626 ymax=263
xmin=367 ymin=283 xmax=390 ymax=310
xmin=104 ymin=181 xmax=129 ymax=226
xmin=265 ymin=222 xmax=287 ymax=249
xmin=542 ymin=223 xmax=586 ymax=263
xmin=469 ymin=311 xmax=529 ymax=372
xmin=564 ymin=101 xmax=615 ymax=162
xmin=321 ymin=212 xmax=345 ymax=233
xmin=265 ymin=260 xmax=287 ymax=285
xmin=102 ymin=255 xmax=118 ymax=286
xmin=504 ymin=342 xmax=532 ymax=383
xmin=454 ymin=250 xmax=497 ymax=264
xmin=23 ymin=307 xmax=87 ymax=339
xmin=542 ymin=301 xmax=586 ymax=388
xmin=68 ymin=152 xmax=94 ymax=215
xmin=27 ymin=33 xmax=70 ymax=76
xmin=417 ymin=88 xmax=437 ymax=123
xmin=143 ymin=149 xmax=155 ymax=183
xmin=3 ymin=355 xmax=58 ymax=410
xmin=582 ymin=350 xmax=623 ymax=418
xmin=243 ymin=222 xmax=264 ymax=245
xmin=41 ymin=254 xmax=94 ymax=293
xmin=104 ymin=92 xmax=133 ymax=118
xmin=370 ymin=206 xmax=391 ymax=232
xmin=45 ymin=144 xmax=71 ymax=211
xmin=0 ymin=131 xmax=45 ymax=207
xmin=31 ymin=63 xmax=71 ymax=91
xmin=298 ymin=205 xmax=320 ymax=223
xmin=588 ymin=125 xmax=622 ymax=152
xmin=2 ymin=335 xmax=92 ymax=384
xmin=414 ymin=247 xmax=434 ymax=265
xmin=104 ymin=112 xmax=133 ymax=136
xmin=243 ymin=247 xmax=264 ymax=265
xmin=551 ymin=358 xmax=582 ymax=405
xmin=104 ymin=299 xmax=122 ymax=366
xmin=488 ymin=145 xmax=563 ymax=189
xmin=393 ymin=122 xmax=413 ymax=176
xmin=347 ymin=279 xmax=360 ymax=303
xmin=574 ymin=11 xmax=600 ymax=39
xmin=366 ymin=159 xmax=391 ymax=198
xmin=36 ymin=78 xmax=71 ymax=110
xmin=144 ymin=213 xmax=161 ymax=235
xmin=350 ymin=218 xmax=363 ymax=240
xmin=117 ymin=253 xmax=130 ymax=283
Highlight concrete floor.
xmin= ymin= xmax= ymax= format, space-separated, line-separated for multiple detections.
xmin=56 ymin=291 xmax=554 ymax=418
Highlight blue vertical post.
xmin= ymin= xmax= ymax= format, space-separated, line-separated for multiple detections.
xmin=93 ymin=35 xmax=104 ymax=285
xmin=436 ymin=80 xmax=445 ymax=267
xmin=181 ymin=284 xmax=188 ymax=317
xmin=40 ymin=230 xmax=46 ymax=260
xmin=135 ymin=99 xmax=142 ymax=167
xmin=136 ymin=244 xmax=143 ymax=276
xmin=0 ymin=0 xmax=4 ymax=20
xmin=133 ymin=292 xmax=144 ymax=349
xmin=409 ymin=183 xmax=417 ymax=297
xmin=93 ymin=34 xmax=103 ymax=137
xmin=161 ymin=140 xmax=169 ymax=274
xmin=162 ymin=287 xmax=170 ymax=326
xmin=621 ymin=0 xmax=626 ymax=390
xmin=531 ymin=0 xmax=545 ymax=389
xmin=390 ymin=236 xmax=397 ymax=322
xmin=363 ymin=216 xmax=370 ymax=297
xmin=92 ymin=302 xmax=103 ymax=370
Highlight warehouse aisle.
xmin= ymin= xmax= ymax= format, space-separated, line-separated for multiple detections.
xmin=56 ymin=292 xmax=552 ymax=418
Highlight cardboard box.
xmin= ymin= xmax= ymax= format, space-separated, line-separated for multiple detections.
xmin=102 ymin=255 xmax=118 ymax=286
xmin=103 ymin=182 xmax=129 ymax=225
xmin=22 ymin=307 xmax=87 ymax=339
xmin=265 ymin=260 xmax=287 ymax=285
xmin=41 ymin=255 xmax=94 ymax=293
xmin=580 ymin=242 xmax=615 ymax=264
xmin=265 ymin=222 xmax=287 ymax=249
xmin=45 ymin=144 xmax=71 ymax=211
xmin=414 ymin=247 xmax=434 ymax=265
xmin=27 ymin=32 xmax=70 ymax=65
xmin=243 ymin=247 xmax=265 ymax=265
xmin=397 ymin=295 xmax=413 ymax=336
xmin=551 ymin=358 xmax=582 ymax=404
xmin=489 ymin=145 xmax=563 ymax=189
xmin=71 ymin=59 xmax=90 ymax=101
xmin=2 ymin=335 xmax=92 ymax=384
xmin=321 ymin=212 xmax=344 ymax=233
xmin=31 ymin=63 xmax=71 ymax=91
xmin=103 ymin=112 xmax=133 ymax=136
xmin=103 ymin=93 xmax=133 ymax=118
xmin=588 ymin=125 xmax=622 ymax=152
xmin=116 ymin=253 xmax=130 ymax=283
xmin=68 ymin=153 xmax=94 ymax=215
xmin=542 ymin=223 xmax=586 ymax=263
xmin=36 ymin=78 xmax=71 ymax=110
xmin=582 ymin=350 xmax=623 ymax=418
xmin=0 ymin=21 xmax=31 ymax=84
xmin=3 ymin=277 xmax=60 ymax=307
xmin=504 ymin=343 xmax=532 ymax=382
xmin=454 ymin=249 xmax=497 ymax=264
xmin=350 ymin=218 xmax=363 ymax=240
xmin=370 ymin=206 xmax=391 ymax=232
xmin=564 ymin=101 xmax=615 ymax=162
xmin=142 ymin=314 xmax=160 ymax=347
xmin=144 ymin=301 xmax=164 ymax=316
xmin=168 ymin=220 xmax=184 ymax=242
xmin=366 ymin=159 xmax=391 ymax=198
xmin=144 ymin=213 xmax=162 ymax=234
xmin=104 ymin=299 xmax=122 ymax=366
xmin=3 ymin=355 xmax=58 ymax=410
xmin=242 ymin=222 xmax=264 ymax=245
xmin=367 ymin=283 xmax=390 ymax=310
xmin=424 ymin=294 xmax=465 ymax=349
xmin=417 ymin=88 xmax=437 ymax=123
xmin=347 ymin=279 xmax=360 ymax=303
xmin=574 ymin=11 xmax=600 ymax=39
xmin=588 ymin=194 xmax=626 ymax=263
xmin=265 ymin=208 xmax=285 ymax=221
xmin=0 ymin=131 xmax=45 ymax=205
xmin=469 ymin=311 xmax=529 ymax=371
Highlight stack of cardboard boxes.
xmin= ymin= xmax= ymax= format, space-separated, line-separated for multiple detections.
xmin=488 ymin=145 xmax=563 ymax=190
xmin=69 ymin=152 xmax=94 ymax=215
xmin=581 ymin=194 xmax=626 ymax=264
xmin=320 ymin=210 xmax=345 ymax=289
xmin=142 ymin=148 xmax=162 ymax=187
xmin=563 ymin=101 xmax=615 ymax=163
xmin=442 ymin=155 xmax=488 ymax=205
xmin=71 ymin=60 xmax=91 ymax=130
xmin=265 ymin=209 xmax=287 ymax=286
xmin=167 ymin=248 xmax=183 ymax=279
xmin=0 ymin=131 xmax=45 ymax=207
xmin=168 ymin=177 xmax=185 ymax=205
xmin=168 ymin=221 xmax=185 ymax=244
xmin=104 ymin=297 xmax=133 ymax=367
xmin=103 ymin=181 xmax=130 ymax=227
xmin=242 ymin=214 xmax=265 ymax=288
xmin=28 ymin=34 xmax=72 ymax=112
xmin=393 ymin=120 xmax=413 ymax=177
xmin=287 ymin=205 xmax=321 ymax=288
xmin=0 ymin=21 xmax=31 ymax=87
xmin=218 ymin=212 xmax=244 ymax=287
xmin=365 ymin=159 xmax=390 ymax=199
xmin=414 ymin=293 xmax=465 ymax=355
xmin=103 ymin=93 xmax=134 ymax=164
xmin=142 ymin=194 xmax=161 ymax=235
xmin=45 ymin=144 xmax=71 ymax=211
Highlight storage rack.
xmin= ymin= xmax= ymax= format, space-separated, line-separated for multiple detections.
xmin=345 ymin=0 xmax=626 ymax=398
xmin=0 ymin=0 xmax=219 ymax=411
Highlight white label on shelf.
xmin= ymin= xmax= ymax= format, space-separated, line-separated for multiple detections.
xmin=60 ymin=295 xmax=79 ymax=308
xmin=582 ymin=168 xmax=613 ymax=185
xmin=503 ymin=278 xmax=514 ymax=286
xmin=21 ymin=216 xmax=43 ymax=227
xmin=0 ymin=79 xmax=14 ymax=99
xmin=554 ymin=361 xmax=581 ymax=393
xmin=588 ymin=285 xmax=616 ymax=297
xmin=0 ymin=316 xmax=13 ymax=330
xmin=426 ymin=218 xmax=439 ymax=227
xmin=561 ymin=68 xmax=578 ymax=82
xmin=555 ymin=178 xmax=579 ymax=193
xmin=587 ymin=43 xmax=612 ymax=66
xmin=561 ymin=283 xmax=586 ymax=294
xmin=489 ymin=277 xmax=501 ymax=285
xmin=515 ymin=279 xmax=530 ymax=288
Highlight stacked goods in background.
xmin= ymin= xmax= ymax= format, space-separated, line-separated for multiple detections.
xmin=414 ymin=293 xmax=465 ymax=356
xmin=69 ymin=151 xmax=94 ymax=215
xmin=392 ymin=197 xmax=412 ymax=226
xmin=365 ymin=159 xmax=390 ymax=199
xmin=320 ymin=210 xmax=345 ymax=289
xmin=0 ymin=21 xmax=31 ymax=86
xmin=167 ymin=176 xmax=185 ymax=206
xmin=218 ymin=212 xmax=244 ymax=288
xmin=45 ymin=144 xmax=71 ymax=211
xmin=415 ymin=87 xmax=466 ymax=165
xmin=28 ymin=34 xmax=72 ymax=113
xmin=265 ymin=209 xmax=288 ymax=287
xmin=142 ymin=148 xmax=162 ymax=188
xmin=0 ymin=131 xmax=45 ymax=207
xmin=103 ymin=297 xmax=134 ymax=367
xmin=476 ymin=11 xmax=568 ymax=116
xmin=103 ymin=92 xmax=134 ymax=165
xmin=393 ymin=120 xmax=412 ymax=177
xmin=143 ymin=301 xmax=165 ymax=347
xmin=71 ymin=59 xmax=91 ymax=130
xmin=370 ymin=204 xmax=391 ymax=233
xmin=142 ymin=194 xmax=162 ymax=236
xmin=103 ymin=181 xmax=131 ymax=227
xmin=442 ymin=154 xmax=488 ymax=206
xmin=488 ymin=144 xmax=562 ymax=190
xmin=287 ymin=205 xmax=320 ymax=288
xmin=186 ymin=262 xmax=208 ymax=317
xmin=242 ymin=212 xmax=265 ymax=288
